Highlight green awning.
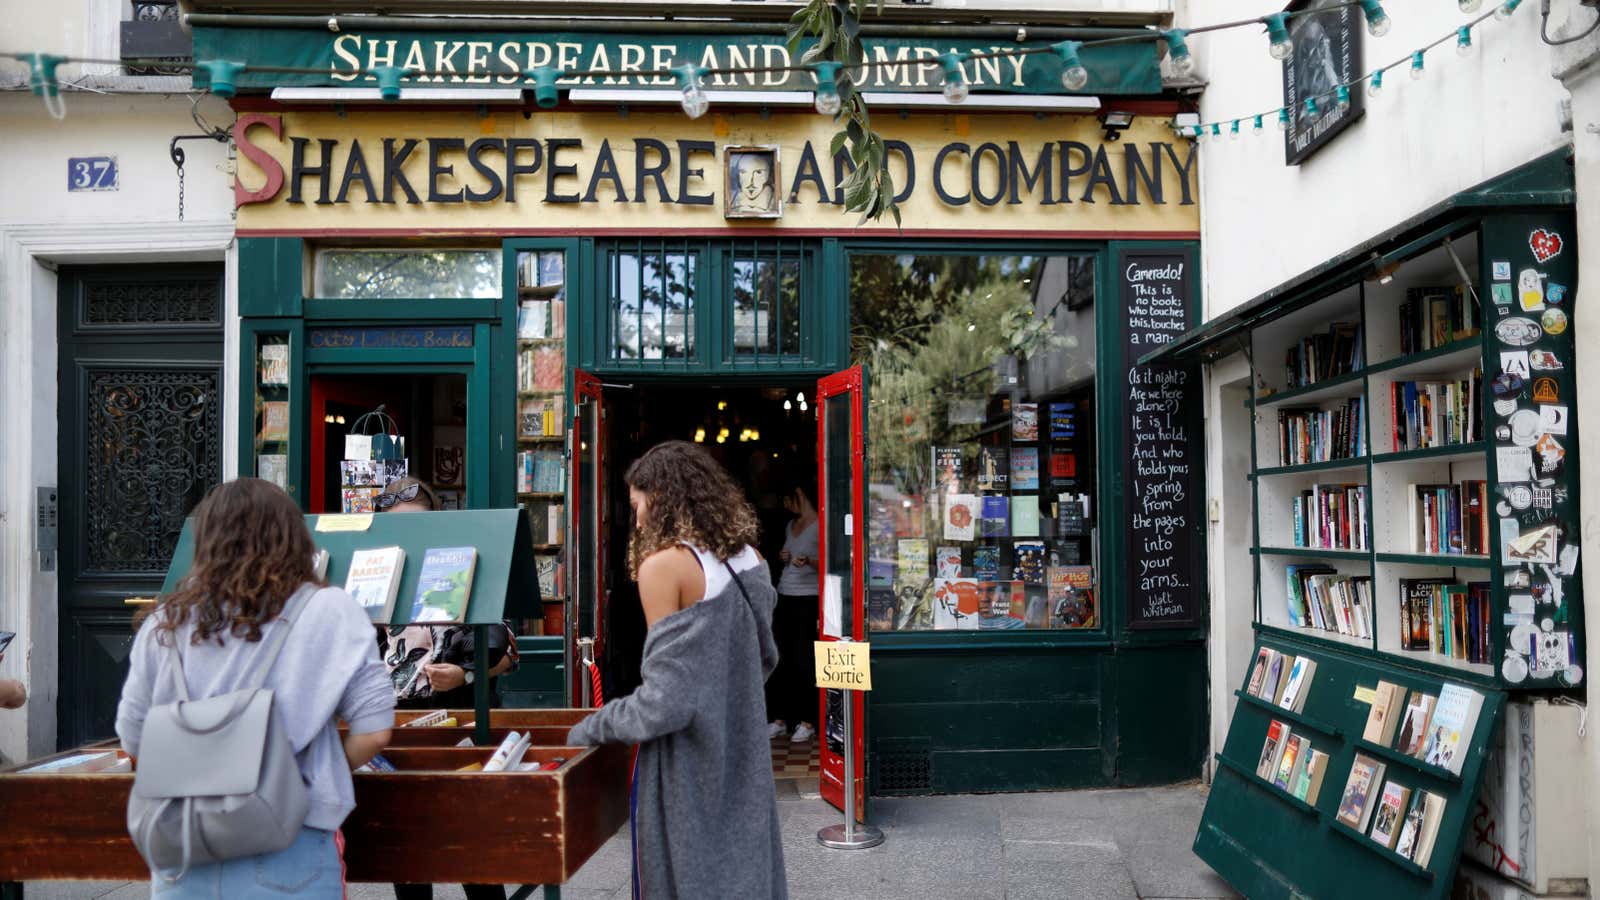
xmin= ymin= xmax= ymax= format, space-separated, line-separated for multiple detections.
xmin=1139 ymin=146 xmax=1576 ymax=367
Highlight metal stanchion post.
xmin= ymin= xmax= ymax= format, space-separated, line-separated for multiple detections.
xmin=817 ymin=685 xmax=884 ymax=849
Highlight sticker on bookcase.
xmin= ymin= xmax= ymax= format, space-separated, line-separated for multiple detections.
xmin=1500 ymin=352 xmax=1531 ymax=380
xmin=1517 ymin=270 xmax=1546 ymax=312
xmin=1353 ymin=685 xmax=1377 ymax=704
xmin=1541 ymin=308 xmax=1567 ymax=335
xmin=1538 ymin=404 xmax=1567 ymax=434
xmin=1506 ymin=523 xmax=1558 ymax=565
xmin=1493 ymin=398 xmax=1518 ymax=418
xmin=1492 ymin=260 xmax=1512 ymax=281
xmin=1495 ymin=317 xmax=1542 ymax=347
xmin=1491 ymin=283 xmax=1513 ymax=306
xmin=1529 ymin=350 xmax=1563 ymax=371
xmin=1529 ymin=228 xmax=1564 ymax=263
xmin=1534 ymin=435 xmax=1565 ymax=476
xmin=1503 ymin=652 xmax=1529 ymax=684
xmin=1546 ymin=283 xmax=1568 ymax=305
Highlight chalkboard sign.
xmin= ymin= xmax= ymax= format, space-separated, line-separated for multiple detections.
xmin=1121 ymin=249 xmax=1204 ymax=628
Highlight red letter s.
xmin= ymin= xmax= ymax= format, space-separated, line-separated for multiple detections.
xmin=233 ymin=114 xmax=285 ymax=207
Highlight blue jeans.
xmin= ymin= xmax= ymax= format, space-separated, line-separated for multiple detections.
xmin=150 ymin=826 xmax=342 ymax=899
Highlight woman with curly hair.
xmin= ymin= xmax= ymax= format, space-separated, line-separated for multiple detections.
xmin=116 ymin=478 xmax=394 ymax=897
xmin=566 ymin=440 xmax=787 ymax=900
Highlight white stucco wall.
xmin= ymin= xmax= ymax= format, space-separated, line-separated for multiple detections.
xmin=0 ymin=90 xmax=235 ymax=762
xmin=1183 ymin=0 xmax=1574 ymax=318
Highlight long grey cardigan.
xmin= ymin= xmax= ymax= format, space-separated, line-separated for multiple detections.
xmin=567 ymin=550 xmax=788 ymax=900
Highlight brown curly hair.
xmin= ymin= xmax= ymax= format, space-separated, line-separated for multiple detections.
xmin=625 ymin=441 xmax=759 ymax=578
xmin=148 ymin=477 xmax=324 ymax=646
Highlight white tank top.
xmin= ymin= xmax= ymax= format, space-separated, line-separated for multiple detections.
xmin=682 ymin=543 xmax=763 ymax=601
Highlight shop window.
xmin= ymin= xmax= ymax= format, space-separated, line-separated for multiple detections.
xmin=313 ymin=248 xmax=500 ymax=299
xmin=253 ymin=333 xmax=291 ymax=492
xmin=514 ymin=248 xmax=568 ymax=636
xmin=850 ymin=252 xmax=1100 ymax=632
xmin=729 ymin=241 xmax=806 ymax=360
xmin=604 ymin=242 xmax=698 ymax=362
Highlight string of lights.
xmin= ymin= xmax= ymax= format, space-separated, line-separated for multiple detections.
xmin=4 ymin=0 xmax=1515 ymax=131
xmin=1182 ymin=0 xmax=1522 ymax=143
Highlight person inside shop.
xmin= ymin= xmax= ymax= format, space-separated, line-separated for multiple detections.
xmin=115 ymin=477 xmax=395 ymax=898
xmin=565 ymin=440 xmax=788 ymax=899
xmin=0 ymin=651 xmax=26 ymax=710
xmin=374 ymin=475 xmax=518 ymax=900
xmin=766 ymin=476 xmax=819 ymax=744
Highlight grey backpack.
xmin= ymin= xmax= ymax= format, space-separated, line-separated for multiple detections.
xmin=127 ymin=585 xmax=315 ymax=881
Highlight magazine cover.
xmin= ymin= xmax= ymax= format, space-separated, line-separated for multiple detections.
xmin=1012 ymin=403 xmax=1039 ymax=441
xmin=898 ymin=539 xmax=930 ymax=585
xmin=1049 ymin=565 xmax=1096 ymax=628
xmin=933 ymin=446 xmax=964 ymax=494
xmin=935 ymin=545 xmax=963 ymax=579
xmin=978 ymin=581 xmax=1026 ymax=629
xmin=943 ymin=494 xmax=978 ymax=541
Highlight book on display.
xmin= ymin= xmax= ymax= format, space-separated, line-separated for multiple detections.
xmin=1272 ymin=736 xmax=1306 ymax=790
xmin=1361 ymin=681 xmax=1406 ymax=746
xmin=1256 ymin=720 xmax=1291 ymax=780
xmin=343 ymin=546 xmax=405 ymax=623
xmin=1368 ymin=781 xmax=1412 ymax=849
xmin=409 ymin=546 xmax=478 ymax=623
xmin=1277 ymin=656 xmax=1316 ymax=713
xmin=1291 ymin=749 xmax=1329 ymax=804
xmin=1336 ymin=754 xmax=1387 ymax=832
xmin=1393 ymin=693 xmax=1437 ymax=759
xmin=1422 ymin=683 xmax=1484 ymax=775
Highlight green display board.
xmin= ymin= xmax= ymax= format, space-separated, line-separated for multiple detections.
xmin=1194 ymin=629 xmax=1505 ymax=899
xmin=160 ymin=508 xmax=541 ymax=625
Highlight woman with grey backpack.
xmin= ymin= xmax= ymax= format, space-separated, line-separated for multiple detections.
xmin=116 ymin=477 xmax=395 ymax=898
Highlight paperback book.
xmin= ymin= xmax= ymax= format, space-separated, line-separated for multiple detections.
xmin=409 ymin=546 xmax=478 ymax=623
xmin=1012 ymin=403 xmax=1039 ymax=441
xmin=1362 ymin=681 xmax=1407 ymax=746
xmin=1012 ymin=448 xmax=1041 ymax=490
xmin=978 ymin=447 xmax=1009 ymax=490
xmin=1422 ymin=683 xmax=1484 ymax=775
xmin=979 ymin=496 xmax=1010 ymax=537
xmin=1336 ymin=754 xmax=1387 ymax=832
xmin=1256 ymin=720 xmax=1292 ymax=780
xmin=344 ymin=546 xmax=406 ymax=623
xmin=1369 ymin=781 xmax=1413 ymax=849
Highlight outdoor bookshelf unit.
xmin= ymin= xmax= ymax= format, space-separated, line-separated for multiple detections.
xmin=1140 ymin=191 xmax=1583 ymax=898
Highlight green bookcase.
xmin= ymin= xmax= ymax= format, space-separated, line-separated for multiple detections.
xmin=1196 ymin=208 xmax=1581 ymax=898
xmin=1197 ymin=630 xmax=1505 ymax=898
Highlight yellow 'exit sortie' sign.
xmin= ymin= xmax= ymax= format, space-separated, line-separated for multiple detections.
xmin=815 ymin=641 xmax=872 ymax=691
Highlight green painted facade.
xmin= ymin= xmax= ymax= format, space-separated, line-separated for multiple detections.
xmin=237 ymin=230 xmax=1210 ymax=792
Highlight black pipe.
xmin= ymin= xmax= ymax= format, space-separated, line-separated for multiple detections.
xmin=183 ymin=12 xmax=1151 ymax=42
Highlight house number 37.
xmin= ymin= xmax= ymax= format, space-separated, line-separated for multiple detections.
xmin=67 ymin=156 xmax=118 ymax=192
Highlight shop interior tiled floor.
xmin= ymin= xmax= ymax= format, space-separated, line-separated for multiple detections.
xmin=772 ymin=731 xmax=821 ymax=782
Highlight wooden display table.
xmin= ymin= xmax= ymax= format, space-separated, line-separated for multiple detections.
xmin=0 ymin=710 xmax=628 ymax=900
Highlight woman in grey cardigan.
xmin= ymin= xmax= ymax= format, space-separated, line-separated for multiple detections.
xmin=566 ymin=441 xmax=788 ymax=899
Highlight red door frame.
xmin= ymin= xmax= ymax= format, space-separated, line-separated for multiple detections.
xmin=570 ymin=369 xmax=606 ymax=707
xmin=816 ymin=365 xmax=868 ymax=819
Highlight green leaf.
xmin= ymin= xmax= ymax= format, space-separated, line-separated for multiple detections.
xmin=830 ymin=130 xmax=849 ymax=157
xmin=846 ymin=118 xmax=864 ymax=145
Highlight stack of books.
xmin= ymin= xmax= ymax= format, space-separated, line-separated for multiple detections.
xmin=1277 ymin=399 xmax=1367 ymax=466
xmin=517 ymin=450 xmax=564 ymax=494
xmin=1284 ymin=322 xmax=1363 ymax=389
xmin=1409 ymin=481 xmax=1489 ymax=555
xmin=1388 ymin=374 xmax=1482 ymax=452
xmin=1291 ymin=483 xmax=1368 ymax=551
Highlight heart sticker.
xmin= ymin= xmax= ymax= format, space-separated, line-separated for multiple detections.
xmin=1530 ymin=229 xmax=1563 ymax=263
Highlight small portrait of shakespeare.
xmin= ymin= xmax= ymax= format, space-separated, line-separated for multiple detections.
xmin=725 ymin=145 xmax=782 ymax=219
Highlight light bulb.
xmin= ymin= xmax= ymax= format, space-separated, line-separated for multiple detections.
xmin=797 ymin=392 xmax=805 ymax=402
xmin=1211 ymin=123 xmax=1222 ymax=139
xmin=676 ymin=65 xmax=708 ymax=119
xmin=1456 ymin=26 xmax=1473 ymax=56
xmin=940 ymin=53 xmax=969 ymax=103
xmin=814 ymin=89 xmax=841 ymax=116
xmin=1459 ymin=0 xmax=1483 ymax=11
xmin=1252 ymin=114 xmax=1264 ymax=134
xmin=1368 ymin=70 xmax=1384 ymax=97
xmin=1263 ymin=14 xmax=1294 ymax=61
xmin=1494 ymin=0 xmax=1522 ymax=19
xmin=1053 ymin=41 xmax=1090 ymax=91
xmin=1335 ymin=86 xmax=1350 ymax=110
xmin=784 ymin=400 xmax=792 ymax=410
xmin=1230 ymin=120 xmax=1241 ymax=140
xmin=1410 ymin=51 xmax=1425 ymax=80
xmin=1305 ymin=97 xmax=1319 ymax=117
xmin=1162 ymin=30 xmax=1195 ymax=77
xmin=1276 ymin=107 xmax=1290 ymax=131
xmin=1360 ymin=0 xmax=1392 ymax=37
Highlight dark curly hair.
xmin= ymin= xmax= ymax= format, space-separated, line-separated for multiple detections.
xmin=625 ymin=441 xmax=759 ymax=578
xmin=147 ymin=477 xmax=323 ymax=646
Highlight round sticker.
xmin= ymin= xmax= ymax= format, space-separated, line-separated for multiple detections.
xmin=1494 ymin=398 xmax=1519 ymax=417
xmin=1511 ymin=622 xmax=1541 ymax=650
xmin=1541 ymin=307 xmax=1568 ymax=335
xmin=1507 ymin=485 xmax=1533 ymax=509
xmin=1495 ymin=425 xmax=1512 ymax=442
xmin=1509 ymin=409 xmax=1542 ymax=446
xmin=1542 ymin=617 xmax=1555 ymax=632
xmin=1503 ymin=653 xmax=1529 ymax=684
xmin=1562 ymin=664 xmax=1584 ymax=686
xmin=1495 ymin=316 xmax=1542 ymax=346
xmin=1496 ymin=501 xmax=1514 ymax=517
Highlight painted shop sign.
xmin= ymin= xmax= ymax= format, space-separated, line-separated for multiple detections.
xmin=308 ymin=326 xmax=474 ymax=349
xmin=193 ymin=27 xmax=1161 ymax=95
xmin=233 ymin=110 xmax=1200 ymax=235
xmin=1281 ymin=0 xmax=1364 ymax=165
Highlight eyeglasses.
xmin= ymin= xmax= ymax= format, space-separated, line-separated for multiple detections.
xmin=375 ymin=482 xmax=422 ymax=511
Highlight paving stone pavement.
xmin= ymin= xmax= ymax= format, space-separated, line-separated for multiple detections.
xmin=20 ymin=782 xmax=1236 ymax=900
